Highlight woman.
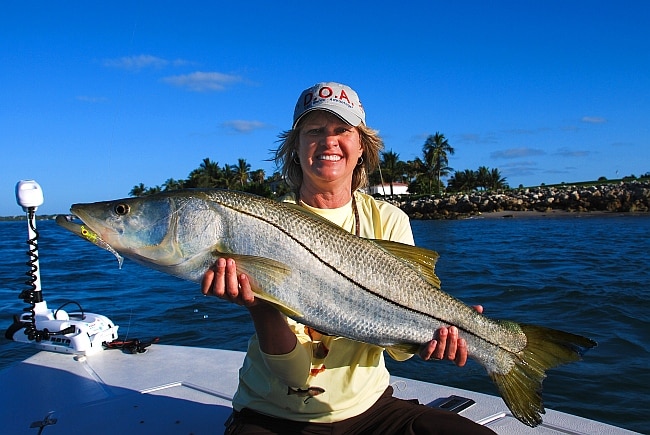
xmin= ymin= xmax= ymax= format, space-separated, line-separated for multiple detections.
xmin=202 ymin=82 xmax=494 ymax=434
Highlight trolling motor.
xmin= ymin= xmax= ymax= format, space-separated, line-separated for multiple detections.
xmin=4 ymin=180 xmax=119 ymax=355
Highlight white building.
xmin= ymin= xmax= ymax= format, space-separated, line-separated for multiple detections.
xmin=368 ymin=182 xmax=409 ymax=196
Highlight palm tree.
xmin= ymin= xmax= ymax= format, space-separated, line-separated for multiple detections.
xmin=187 ymin=158 xmax=221 ymax=187
xmin=143 ymin=186 xmax=161 ymax=195
xmin=129 ymin=183 xmax=146 ymax=197
xmin=250 ymin=169 xmax=266 ymax=185
xmin=476 ymin=166 xmax=491 ymax=191
xmin=379 ymin=150 xmax=403 ymax=196
xmin=405 ymin=159 xmax=424 ymax=184
xmin=162 ymin=178 xmax=185 ymax=191
xmin=234 ymin=158 xmax=251 ymax=188
xmin=220 ymin=164 xmax=237 ymax=189
xmin=448 ymin=169 xmax=478 ymax=193
xmin=487 ymin=168 xmax=508 ymax=191
xmin=422 ymin=132 xmax=455 ymax=194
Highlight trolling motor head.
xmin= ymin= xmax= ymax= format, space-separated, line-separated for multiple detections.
xmin=16 ymin=180 xmax=44 ymax=212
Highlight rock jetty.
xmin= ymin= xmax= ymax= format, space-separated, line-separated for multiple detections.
xmin=397 ymin=181 xmax=650 ymax=220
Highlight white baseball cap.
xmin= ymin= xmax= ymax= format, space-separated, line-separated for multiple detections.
xmin=293 ymin=82 xmax=365 ymax=128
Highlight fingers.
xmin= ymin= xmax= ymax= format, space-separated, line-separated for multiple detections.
xmin=430 ymin=304 xmax=479 ymax=366
xmin=421 ymin=326 xmax=469 ymax=367
xmin=430 ymin=327 xmax=457 ymax=361
xmin=200 ymin=267 xmax=215 ymax=295
xmin=418 ymin=327 xmax=450 ymax=361
xmin=202 ymin=257 xmax=227 ymax=297
xmin=439 ymin=326 xmax=459 ymax=361
xmin=225 ymin=258 xmax=239 ymax=299
xmin=454 ymin=337 xmax=468 ymax=367
xmin=237 ymin=273 xmax=256 ymax=305
xmin=418 ymin=339 xmax=438 ymax=360
xmin=202 ymin=258 xmax=256 ymax=307
xmin=201 ymin=257 xmax=225 ymax=296
xmin=432 ymin=327 xmax=448 ymax=360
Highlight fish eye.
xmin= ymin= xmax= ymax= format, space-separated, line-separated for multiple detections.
xmin=114 ymin=203 xmax=130 ymax=215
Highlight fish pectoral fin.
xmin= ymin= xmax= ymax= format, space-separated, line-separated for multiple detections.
xmin=225 ymin=253 xmax=304 ymax=319
xmin=372 ymin=240 xmax=441 ymax=288
xmin=226 ymin=253 xmax=291 ymax=283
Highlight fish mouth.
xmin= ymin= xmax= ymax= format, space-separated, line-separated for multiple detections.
xmin=69 ymin=205 xmax=117 ymax=240
xmin=56 ymin=214 xmax=124 ymax=268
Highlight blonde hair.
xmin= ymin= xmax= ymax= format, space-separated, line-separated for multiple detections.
xmin=274 ymin=118 xmax=383 ymax=192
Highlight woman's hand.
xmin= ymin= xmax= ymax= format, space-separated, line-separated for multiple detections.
xmin=418 ymin=305 xmax=484 ymax=367
xmin=201 ymin=258 xmax=257 ymax=307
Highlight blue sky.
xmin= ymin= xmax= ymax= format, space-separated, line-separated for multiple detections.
xmin=2 ymin=1 xmax=648 ymax=216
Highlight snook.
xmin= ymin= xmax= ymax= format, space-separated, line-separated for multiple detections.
xmin=66 ymin=189 xmax=596 ymax=427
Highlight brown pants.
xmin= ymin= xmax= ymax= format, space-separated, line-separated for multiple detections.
xmin=224 ymin=386 xmax=496 ymax=435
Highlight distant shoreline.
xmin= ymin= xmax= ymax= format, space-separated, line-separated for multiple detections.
xmin=464 ymin=210 xmax=649 ymax=220
xmin=397 ymin=181 xmax=650 ymax=220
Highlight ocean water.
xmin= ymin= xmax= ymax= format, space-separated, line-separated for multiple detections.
xmin=0 ymin=215 xmax=648 ymax=433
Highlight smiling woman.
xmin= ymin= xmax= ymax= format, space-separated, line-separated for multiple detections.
xmin=200 ymin=81 xmax=497 ymax=434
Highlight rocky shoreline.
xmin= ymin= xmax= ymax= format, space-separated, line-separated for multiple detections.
xmin=395 ymin=181 xmax=650 ymax=220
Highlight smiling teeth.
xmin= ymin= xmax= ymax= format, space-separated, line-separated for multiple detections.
xmin=319 ymin=155 xmax=341 ymax=161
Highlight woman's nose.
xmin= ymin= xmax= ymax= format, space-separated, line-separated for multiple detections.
xmin=322 ymin=133 xmax=339 ymax=147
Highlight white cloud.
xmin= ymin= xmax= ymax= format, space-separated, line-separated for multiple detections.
xmin=76 ymin=95 xmax=108 ymax=103
xmin=500 ymin=161 xmax=541 ymax=178
xmin=102 ymin=54 xmax=170 ymax=70
xmin=491 ymin=147 xmax=546 ymax=159
xmin=160 ymin=71 xmax=242 ymax=92
xmin=503 ymin=127 xmax=552 ymax=135
xmin=581 ymin=116 xmax=606 ymax=124
xmin=554 ymin=147 xmax=590 ymax=157
xmin=458 ymin=133 xmax=498 ymax=144
xmin=222 ymin=120 xmax=267 ymax=133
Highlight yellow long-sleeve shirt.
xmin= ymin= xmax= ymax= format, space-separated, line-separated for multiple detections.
xmin=231 ymin=191 xmax=415 ymax=423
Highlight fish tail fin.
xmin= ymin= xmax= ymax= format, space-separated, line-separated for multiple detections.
xmin=489 ymin=323 xmax=597 ymax=427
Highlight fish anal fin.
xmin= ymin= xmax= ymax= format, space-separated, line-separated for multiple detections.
xmin=373 ymin=240 xmax=441 ymax=288
xmin=386 ymin=343 xmax=421 ymax=355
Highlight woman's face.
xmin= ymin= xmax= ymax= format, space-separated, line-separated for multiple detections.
xmin=296 ymin=111 xmax=363 ymax=191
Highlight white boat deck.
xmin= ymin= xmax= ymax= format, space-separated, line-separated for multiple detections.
xmin=0 ymin=345 xmax=638 ymax=434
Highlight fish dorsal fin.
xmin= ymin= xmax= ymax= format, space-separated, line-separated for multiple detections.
xmin=222 ymin=252 xmax=304 ymax=318
xmin=372 ymin=240 xmax=441 ymax=288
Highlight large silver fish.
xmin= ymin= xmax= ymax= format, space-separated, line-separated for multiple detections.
xmin=65 ymin=189 xmax=596 ymax=427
